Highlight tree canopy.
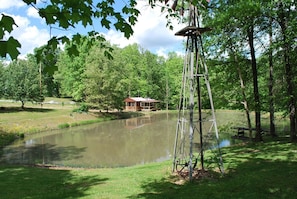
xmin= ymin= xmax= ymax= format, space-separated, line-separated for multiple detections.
xmin=0 ymin=0 xmax=139 ymax=61
xmin=2 ymin=58 xmax=44 ymax=108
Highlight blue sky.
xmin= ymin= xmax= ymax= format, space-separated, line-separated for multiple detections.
xmin=0 ymin=0 xmax=185 ymax=58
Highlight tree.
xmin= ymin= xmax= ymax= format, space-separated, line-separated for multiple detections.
xmin=142 ymin=50 xmax=167 ymax=101
xmin=275 ymin=1 xmax=297 ymax=141
xmin=267 ymin=2 xmax=276 ymax=137
xmin=3 ymin=59 xmax=44 ymax=108
xmin=0 ymin=61 xmax=5 ymax=98
xmin=84 ymin=43 xmax=127 ymax=111
xmin=164 ymin=52 xmax=184 ymax=109
xmin=120 ymin=44 xmax=148 ymax=98
xmin=54 ymin=37 xmax=91 ymax=101
xmin=26 ymin=52 xmax=60 ymax=98
xmin=0 ymin=0 xmax=139 ymax=67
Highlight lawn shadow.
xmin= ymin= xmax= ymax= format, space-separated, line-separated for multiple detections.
xmin=0 ymin=106 xmax=54 ymax=113
xmin=129 ymin=141 xmax=297 ymax=199
xmin=0 ymin=164 xmax=108 ymax=199
xmin=129 ymin=161 xmax=297 ymax=199
xmin=0 ymin=143 xmax=87 ymax=167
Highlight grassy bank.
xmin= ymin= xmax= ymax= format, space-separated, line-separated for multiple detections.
xmin=0 ymin=98 xmax=142 ymax=147
xmin=0 ymin=140 xmax=296 ymax=199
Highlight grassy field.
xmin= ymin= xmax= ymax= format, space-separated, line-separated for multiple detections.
xmin=0 ymin=98 xmax=142 ymax=146
xmin=1 ymin=98 xmax=296 ymax=198
xmin=0 ymin=98 xmax=112 ymax=133
xmin=0 ymin=139 xmax=296 ymax=199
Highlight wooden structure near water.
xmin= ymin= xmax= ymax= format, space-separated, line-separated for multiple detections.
xmin=124 ymin=97 xmax=160 ymax=112
xmin=231 ymin=127 xmax=268 ymax=140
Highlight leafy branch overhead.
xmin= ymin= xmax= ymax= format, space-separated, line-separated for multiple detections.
xmin=0 ymin=14 xmax=21 ymax=59
xmin=0 ymin=0 xmax=140 ymax=61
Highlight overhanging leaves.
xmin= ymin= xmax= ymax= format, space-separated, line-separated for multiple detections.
xmin=0 ymin=0 xmax=140 ymax=62
xmin=0 ymin=14 xmax=17 ymax=37
xmin=0 ymin=37 xmax=21 ymax=59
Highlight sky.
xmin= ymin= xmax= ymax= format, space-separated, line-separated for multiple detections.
xmin=0 ymin=0 xmax=186 ymax=59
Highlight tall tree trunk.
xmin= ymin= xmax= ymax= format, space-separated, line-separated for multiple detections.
xmin=268 ymin=13 xmax=277 ymax=137
xmin=247 ymin=24 xmax=262 ymax=141
xmin=234 ymin=53 xmax=252 ymax=138
xmin=278 ymin=2 xmax=297 ymax=141
xmin=237 ymin=66 xmax=252 ymax=139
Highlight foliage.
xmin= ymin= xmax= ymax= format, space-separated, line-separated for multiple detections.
xmin=164 ymin=52 xmax=184 ymax=109
xmin=73 ymin=103 xmax=89 ymax=113
xmin=84 ymin=42 xmax=126 ymax=111
xmin=0 ymin=62 xmax=4 ymax=98
xmin=57 ymin=123 xmax=70 ymax=129
xmin=0 ymin=131 xmax=18 ymax=147
xmin=202 ymin=0 xmax=297 ymax=140
xmin=0 ymin=0 xmax=140 ymax=73
xmin=54 ymin=40 xmax=178 ymax=111
xmin=3 ymin=59 xmax=44 ymax=108
xmin=0 ymin=14 xmax=21 ymax=60
xmin=54 ymin=37 xmax=91 ymax=101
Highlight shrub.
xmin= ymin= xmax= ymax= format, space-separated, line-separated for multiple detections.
xmin=0 ymin=132 xmax=18 ymax=147
xmin=73 ymin=103 xmax=89 ymax=113
xmin=58 ymin=123 xmax=70 ymax=129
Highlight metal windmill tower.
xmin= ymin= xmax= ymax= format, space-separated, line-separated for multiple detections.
xmin=171 ymin=0 xmax=224 ymax=180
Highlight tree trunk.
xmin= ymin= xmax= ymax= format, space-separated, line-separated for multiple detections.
xmin=278 ymin=2 xmax=297 ymax=141
xmin=235 ymin=54 xmax=252 ymax=139
xmin=268 ymin=14 xmax=277 ymax=137
xmin=247 ymin=25 xmax=262 ymax=142
xmin=238 ymin=68 xmax=252 ymax=139
xmin=21 ymin=100 xmax=25 ymax=109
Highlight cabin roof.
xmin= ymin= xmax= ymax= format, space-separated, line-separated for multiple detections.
xmin=124 ymin=97 xmax=160 ymax=103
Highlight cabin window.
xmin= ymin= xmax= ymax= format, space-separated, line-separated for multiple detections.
xmin=127 ymin=102 xmax=135 ymax=106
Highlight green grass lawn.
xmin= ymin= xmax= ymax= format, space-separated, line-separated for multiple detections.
xmin=1 ymin=99 xmax=296 ymax=198
xmin=1 ymin=139 xmax=296 ymax=199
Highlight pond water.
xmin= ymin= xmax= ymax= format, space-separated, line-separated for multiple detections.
xmin=1 ymin=111 xmax=282 ymax=168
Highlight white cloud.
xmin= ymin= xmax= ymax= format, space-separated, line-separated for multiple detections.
xmin=105 ymin=29 xmax=136 ymax=48
xmin=6 ymin=14 xmax=50 ymax=57
xmin=0 ymin=0 xmax=25 ymax=10
xmin=26 ymin=6 xmax=40 ymax=19
xmin=156 ymin=48 xmax=168 ymax=58
xmin=105 ymin=1 xmax=185 ymax=57
xmin=12 ymin=14 xmax=30 ymax=27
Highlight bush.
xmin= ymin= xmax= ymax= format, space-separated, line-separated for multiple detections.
xmin=73 ymin=103 xmax=89 ymax=113
xmin=0 ymin=132 xmax=18 ymax=147
xmin=58 ymin=123 xmax=70 ymax=129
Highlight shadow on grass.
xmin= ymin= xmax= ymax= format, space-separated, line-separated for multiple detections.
xmin=130 ymin=141 xmax=297 ymax=199
xmin=0 ymin=143 xmax=86 ymax=167
xmin=0 ymin=164 xmax=108 ymax=199
xmin=0 ymin=106 xmax=54 ymax=113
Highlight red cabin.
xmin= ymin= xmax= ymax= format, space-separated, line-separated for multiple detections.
xmin=124 ymin=97 xmax=160 ymax=111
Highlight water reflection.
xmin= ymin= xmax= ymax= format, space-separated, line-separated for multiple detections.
xmin=1 ymin=113 xmax=178 ymax=167
xmin=0 ymin=112 xmax=239 ymax=168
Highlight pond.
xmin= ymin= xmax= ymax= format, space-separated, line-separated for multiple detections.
xmin=0 ymin=111 xmax=286 ymax=168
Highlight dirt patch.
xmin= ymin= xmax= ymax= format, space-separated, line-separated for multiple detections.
xmin=172 ymin=169 xmax=218 ymax=184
